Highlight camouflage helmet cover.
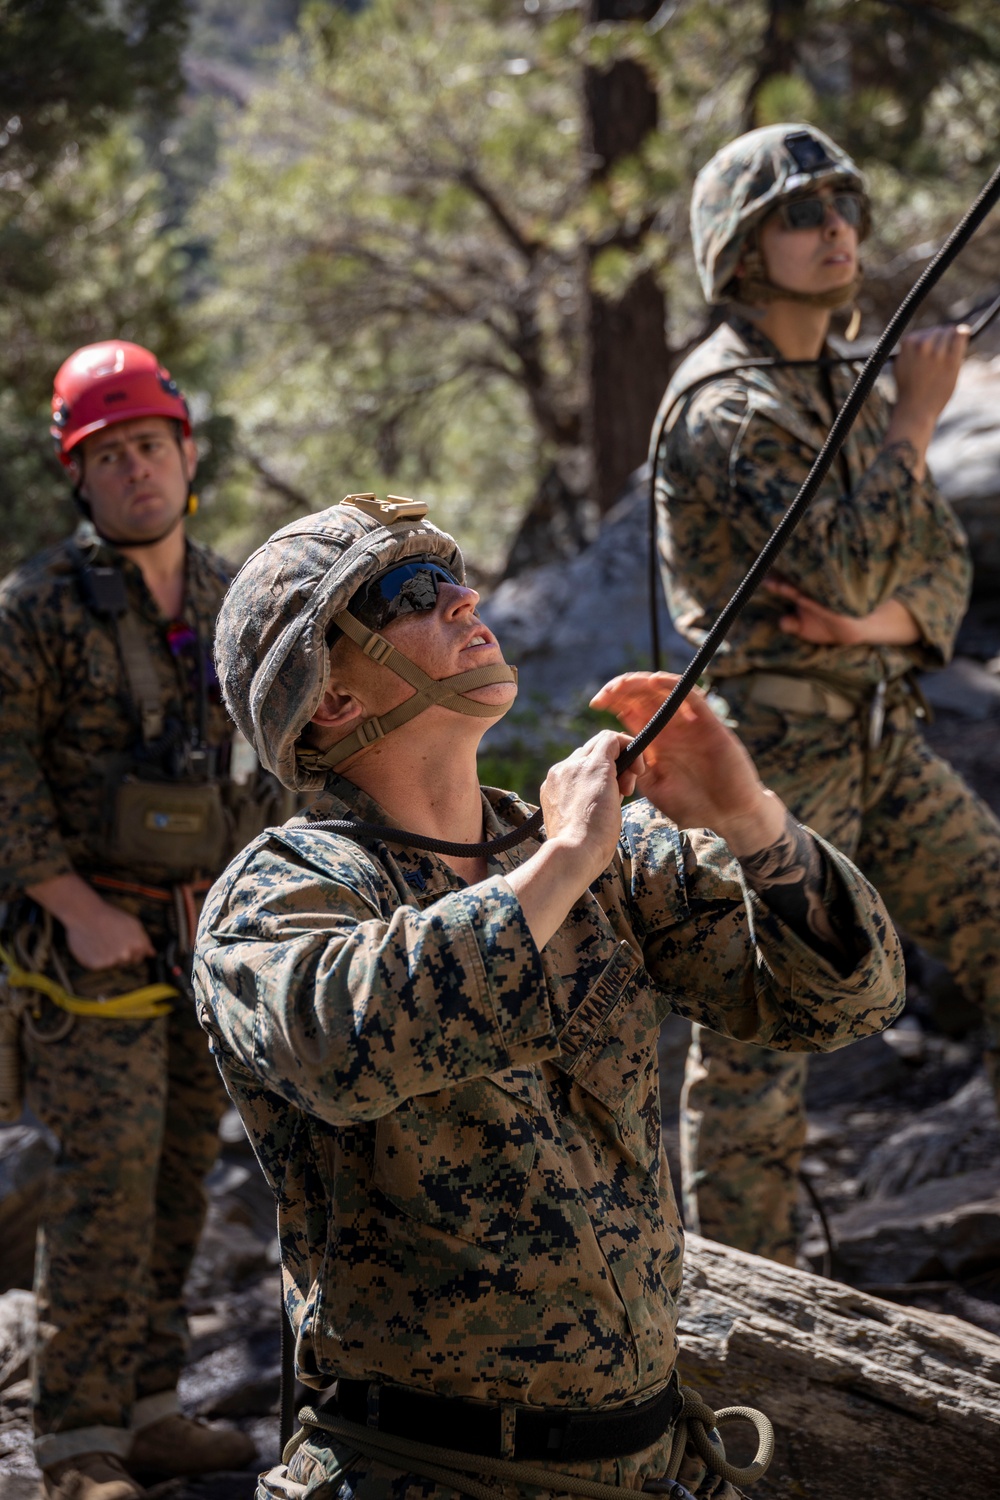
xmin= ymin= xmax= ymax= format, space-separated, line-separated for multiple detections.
xmin=692 ymin=123 xmax=868 ymax=304
xmin=215 ymin=497 xmax=465 ymax=790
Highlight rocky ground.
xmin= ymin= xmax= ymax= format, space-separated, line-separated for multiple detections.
xmin=3 ymin=366 xmax=1000 ymax=1495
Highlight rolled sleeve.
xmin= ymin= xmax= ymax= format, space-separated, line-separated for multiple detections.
xmin=621 ymin=807 xmax=903 ymax=1053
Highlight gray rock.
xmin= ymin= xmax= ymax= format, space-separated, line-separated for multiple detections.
xmin=0 ymin=1479 xmax=39 ymax=1500
xmin=480 ymin=474 xmax=691 ymax=740
xmin=918 ymin=655 xmax=1000 ymax=719
xmin=184 ymin=1196 xmax=278 ymax=1303
xmin=0 ymin=1121 xmax=56 ymax=1294
xmin=805 ymin=1031 xmax=910 ymax=1112
xmin=680 ymin=1233 xmax=1000 ymax=1499
xmin=828 ymin=1165 xmax=1000 ymax=1286
xmin=857 ymin=1072 xmax=1000 ymax=1199
xmin=0 ymin=1378 xmax=37 ymax=1496
xmin=0 ymin=1290 xmax=34 ymax=1391
xmin=218 ymin=1108 xmax=256 ymax=1161
xmin=180 ymin=1337 xmax=280 ymax=1421
xmin=927 ymin=356 xmax=1000 ymax=592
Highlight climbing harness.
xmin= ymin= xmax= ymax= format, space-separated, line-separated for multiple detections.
xmin=309 ymin=162 xmax=1000 ymax=860
xmin=280 ymin=1381 xmax=774 ymax=1500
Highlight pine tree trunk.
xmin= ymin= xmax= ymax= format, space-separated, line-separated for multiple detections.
xmin=584 ymin=1 xmax=671 ymax=516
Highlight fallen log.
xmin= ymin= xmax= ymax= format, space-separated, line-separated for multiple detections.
xmin=679 ymin=1233 xmax=1000 ymax=1499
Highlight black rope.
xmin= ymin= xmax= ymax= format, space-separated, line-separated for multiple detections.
xmin=631 ymin=158 xmax=1000 ymax=762
xmin=310 ymin=804 xmax=546 ymax=859
xmin=313 ymin=161 xmax=1000 ymax=859
xmin=798 ymin=1166 xmax=836 ymax=1281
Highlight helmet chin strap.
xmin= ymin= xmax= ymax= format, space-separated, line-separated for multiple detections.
xmin=86 ymin=503 xmax=189 ymax=551
xmin=735 ymin=243 xmax=863 ymax=310
xmin=302 ymin=608 xmax=519 ymax=771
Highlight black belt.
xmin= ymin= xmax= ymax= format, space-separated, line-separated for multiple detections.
xmin=327 ymin=1373 xmax=683 ymax=1463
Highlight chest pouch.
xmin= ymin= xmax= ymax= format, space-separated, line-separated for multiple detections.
xmin=109 ymin=776 xmax=229 ymax=876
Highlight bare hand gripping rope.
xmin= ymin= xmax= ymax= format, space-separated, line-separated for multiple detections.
xmin=314 ymin=162 xmax=1000 ymax=861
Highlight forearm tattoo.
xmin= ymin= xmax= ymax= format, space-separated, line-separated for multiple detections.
xmin=738 ymin=809 xmax=864 ymax=976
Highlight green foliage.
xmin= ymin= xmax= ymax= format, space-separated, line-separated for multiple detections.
xmin=193 ymin=0 xmax=590 ymax=570
xmin=0 ymin=0 xmax=189 ymax=181
xmin=6 ymin=0 xmax=1000 ymax=580
xmin=476 ymin=699 xmax=622 ymax=805
xmin=0 ymin=0 xmax=209 ymax=574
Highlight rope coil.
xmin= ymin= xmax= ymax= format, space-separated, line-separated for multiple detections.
xmin=285 ymin=1382 xmax=774 ymax=1500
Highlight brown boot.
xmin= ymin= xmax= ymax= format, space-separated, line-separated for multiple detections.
xmin=126 ymin=1412 xmax=256 ymax=1481
xmin=43 ymin=1452 xmax=146 ymax=1500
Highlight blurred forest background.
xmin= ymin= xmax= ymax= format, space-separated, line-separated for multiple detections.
xmin=3 ymin=0 xmax=1000 ymax=582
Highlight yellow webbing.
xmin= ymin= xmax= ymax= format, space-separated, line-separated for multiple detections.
xmin=0 ymin=941 xmax=176 ymax=1020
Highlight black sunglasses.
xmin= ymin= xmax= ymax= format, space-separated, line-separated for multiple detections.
xmin=345 ymin=559 xmax=460 ymax=636
xmin=776 ymin=191 xmax=865 ymax=231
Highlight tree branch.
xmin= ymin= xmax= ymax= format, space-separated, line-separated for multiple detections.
xmin=457 ymin=164 xmax=540 ymax=262
xmin=243 ymin=452 xmax=315 ymax=512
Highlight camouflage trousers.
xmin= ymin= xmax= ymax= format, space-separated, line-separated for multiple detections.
xmin=22 ymin=914 xmax=225 ymax=1466
xmin=681 ymin=692 xmax=1000 ymax=1265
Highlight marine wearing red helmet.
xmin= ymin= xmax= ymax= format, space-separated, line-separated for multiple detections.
xmin=1 ymin=341 xmax=262 ymax=1497
xmin=50 ymin=340 xmax=191 ymax=462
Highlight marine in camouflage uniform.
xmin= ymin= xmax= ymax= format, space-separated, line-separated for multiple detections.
xmin=194 ymin=493 xmax=904 ymax=1499
xmin=653 ymin=124 xmax=1000 ymax=1263
xmin=0 ymin=342 xmax=264 ymax=1494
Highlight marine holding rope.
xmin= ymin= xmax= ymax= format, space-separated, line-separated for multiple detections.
xmin=193 ymin=492 xmax=904 ymax=1499
xmin=652 ymin=123 xmax=1000 ymax=1266
xmin=0 ymin=342 xmax=294 ymax=1498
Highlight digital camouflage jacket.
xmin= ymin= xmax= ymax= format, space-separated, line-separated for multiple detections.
xmin=653 ymin=315 xmax=972 ymax=688
xmin=0 ymin=522 xmax=234 ymax=896
xmin=194 ymin=774 xmax=902 ymax=1410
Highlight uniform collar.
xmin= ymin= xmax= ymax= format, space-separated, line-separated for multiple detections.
xmin=309 ymin=773 xmax=540 ymax=897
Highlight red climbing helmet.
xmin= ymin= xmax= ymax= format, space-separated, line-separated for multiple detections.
xmin=50 ymin=340 xmax=191 ymax=464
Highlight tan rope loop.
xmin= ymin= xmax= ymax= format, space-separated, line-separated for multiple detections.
xmin=292 ymin=1384 xmax=776 ymax=1499
xmin=675 ymin=1387 xmax=775 ymax=1487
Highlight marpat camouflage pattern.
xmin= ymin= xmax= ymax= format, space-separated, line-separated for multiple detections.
xmin=0 ymin=523 xmax=237 ymax=1462
xmin=195 ymin=770 xmax=903 ymax=1497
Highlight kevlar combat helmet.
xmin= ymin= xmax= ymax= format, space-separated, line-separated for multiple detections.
xmin=214 ymin=495 xmax=518 ymax=791
xmin=692 ymin=123 xmax=869 ymax=306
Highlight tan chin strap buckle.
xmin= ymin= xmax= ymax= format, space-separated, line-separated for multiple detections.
xmin=341 ymin=494 xmax=429 ymax=523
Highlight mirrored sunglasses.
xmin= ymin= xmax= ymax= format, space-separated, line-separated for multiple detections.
xmin=348 ymin=559 xmax=460 ymax=634
xmin=777 ymin=192 xmax=864 ymax=231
